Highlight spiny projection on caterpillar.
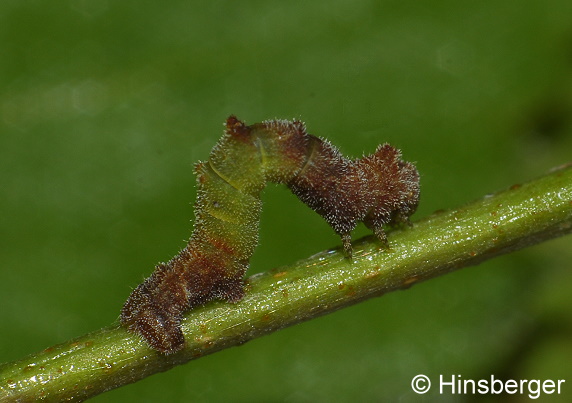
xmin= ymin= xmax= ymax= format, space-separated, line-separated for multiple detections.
xmin=120 ymin=116 xmax=420 ymax=354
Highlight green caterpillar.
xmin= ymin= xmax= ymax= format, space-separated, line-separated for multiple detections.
xmin=120 ymin=116 xmax=420 ymax=354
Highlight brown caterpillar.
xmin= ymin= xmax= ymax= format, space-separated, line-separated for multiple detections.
xmin=120 ymin=116 xmax=420 ymax=354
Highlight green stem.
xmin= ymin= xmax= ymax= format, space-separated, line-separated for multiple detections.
xmin=1 ymin=164 xmax=571 ymax=402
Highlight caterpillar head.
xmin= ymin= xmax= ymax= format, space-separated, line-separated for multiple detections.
xmin=120 ymin=275 xmax=185 ymax=354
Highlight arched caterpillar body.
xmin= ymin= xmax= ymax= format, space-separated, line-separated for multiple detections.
xmin=120 ymin=116 xmax=420 ymax=354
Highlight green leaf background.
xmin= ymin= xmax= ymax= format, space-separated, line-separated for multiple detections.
xmin=1 ymin=1 xmax=571 ymax=401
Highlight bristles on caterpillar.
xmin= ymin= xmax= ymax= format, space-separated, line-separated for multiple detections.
xmin=120 ymin=115 xmax=419 ymax=354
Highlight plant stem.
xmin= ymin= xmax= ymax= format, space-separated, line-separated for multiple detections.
xmin=1 ymin=164 xmax=571 ymax=402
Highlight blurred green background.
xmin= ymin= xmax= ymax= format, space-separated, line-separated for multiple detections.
xmin=1 ymin=0 xmax=571 ymax=401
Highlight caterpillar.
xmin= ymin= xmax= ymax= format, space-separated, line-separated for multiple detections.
xmin=120 ymin=116 xmax=420 ymax=354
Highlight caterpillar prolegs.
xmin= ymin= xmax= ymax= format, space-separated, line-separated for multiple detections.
xmin=120 ymin=116 xmax=420 ymax=354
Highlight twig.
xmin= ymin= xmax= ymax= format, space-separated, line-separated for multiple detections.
xmin=1 ymin=164 xmax=571 ymax=402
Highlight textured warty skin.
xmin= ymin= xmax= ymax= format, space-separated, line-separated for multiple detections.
xmin=120 ymin=116 xmax=420 ymax=354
